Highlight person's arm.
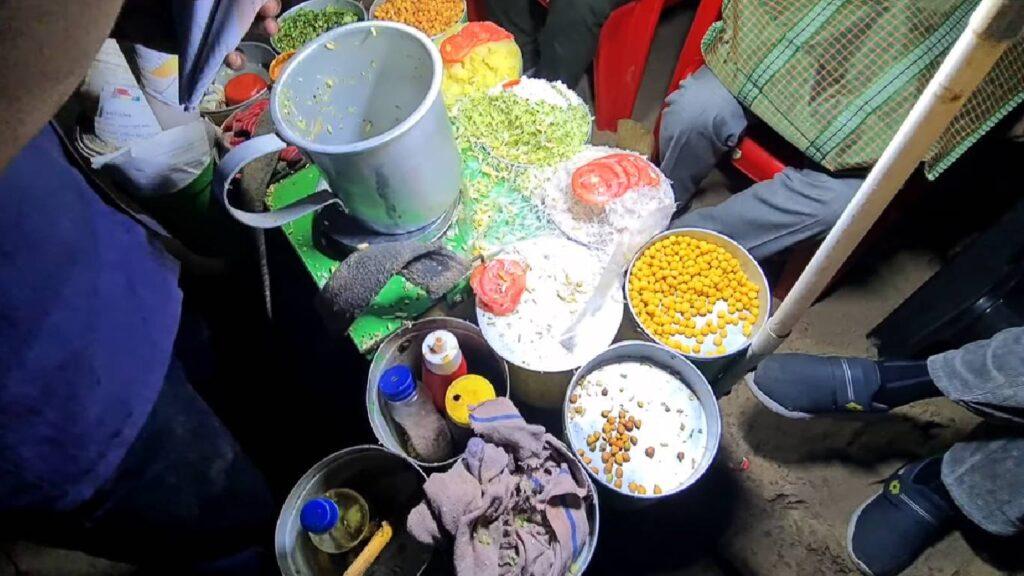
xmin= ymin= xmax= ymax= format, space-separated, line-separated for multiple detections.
xmin=0 ymin=0 xmax=125 ymax=172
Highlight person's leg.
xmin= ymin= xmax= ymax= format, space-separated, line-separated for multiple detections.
xmin=750 ymin=326 xmax=1024 ymax=419
xmin=927 ymin=326 xmax=1024 ymax=424
xmin=847 ymin=437 xmax=1024 ymax=576
xmin=673 ymin=168 xmax=863 ymax=261
xmin=658 ymin=66 xmax=748 ymax=206
xmin=484 ymin=0 xmax=542 ymax=70
xmin=941 ymin=435 xmax=1024 ymax=537
xmin=846 ymin=456 xmax=956 ymax=576
xmin=72 ymin=359 xmax=277 ymax=573
xmin=536 ymin=0 xmax=629 ymax=86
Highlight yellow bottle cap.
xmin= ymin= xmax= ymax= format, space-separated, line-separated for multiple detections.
xmin=445 ymin=374 xmax=496 ymax=427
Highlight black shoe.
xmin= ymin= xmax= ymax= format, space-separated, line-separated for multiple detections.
xmin=750 ymin=354 xmax=887 ymax=419
xmin=847 ymin=457 xmax=956 ymax=576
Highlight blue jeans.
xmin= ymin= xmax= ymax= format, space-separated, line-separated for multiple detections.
xmin=929 ymin=327 xmax=1024 ymax=537
xmin=659 ymin=66 xmax=864 ymax=261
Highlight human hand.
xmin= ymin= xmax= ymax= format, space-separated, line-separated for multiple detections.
xmin=225 ymin=0 xmax=282 ymax=69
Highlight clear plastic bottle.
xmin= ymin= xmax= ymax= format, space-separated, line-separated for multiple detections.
xmin=299 ymin=489 xmax=370 ymax=554
xmin=379 ymin=365 xmax=453 ymax=462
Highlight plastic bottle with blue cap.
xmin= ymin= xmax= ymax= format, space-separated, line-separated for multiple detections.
xmin=299 ymin=488 xmax=370 ymax=554
xmin=379 ymin=364 xmax=452 ymax=462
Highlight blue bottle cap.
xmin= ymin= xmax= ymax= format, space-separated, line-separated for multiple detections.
xmin=379 ymin=365 xmax=416 ymax=403
xmin=300 ymin=497 xmax=340 ymax=534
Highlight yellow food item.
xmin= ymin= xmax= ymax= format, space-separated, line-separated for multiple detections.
xmin=629 ymin=234 xmax=761 ymax=358
xmin=343 ymin=521 xmax=393 ymax=576
xmin=375 ymin=0 xmax=463 ymax=37
xmin=437 ymin=25 xmax=522 ymax=108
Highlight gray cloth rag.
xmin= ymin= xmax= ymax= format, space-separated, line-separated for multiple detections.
xmin=407 ymin=398 xmax=591 ymax=576
xmin=316 ymin=241 xmax=469 ymax=320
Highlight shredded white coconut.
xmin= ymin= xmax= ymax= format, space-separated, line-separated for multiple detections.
xmin=476 ymin=236 xmax=623 ymax=373
xmin=537 ymin=146 xmax=676 ymax=251
xmin=488 ymin=76 xmax=583 ymax=109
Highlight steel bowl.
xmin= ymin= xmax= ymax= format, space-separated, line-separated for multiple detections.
xmin=275 ymin=445 xmax=432 ymax=576
xmin=624 ymin=228 xmax=770 ymax=386
xmin=200 ymin=41 xmax=275 ymax=125
xmin=367 ymin=317 xmax=510 ymax=468
xmin=563 ymin=341 xmax=722 ymax=506
xmin=271 ymin=0 xmax=368 ymax=53
xmin=368 ymin=0 xmax=467 ymax=40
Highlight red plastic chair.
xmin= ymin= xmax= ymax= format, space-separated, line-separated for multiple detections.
xmin=466 ymin=0 xmax=673 ymax=131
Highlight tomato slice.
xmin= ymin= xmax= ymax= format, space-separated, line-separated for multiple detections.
xmin=571 ymin=153 xmax=662 ymax=207
xmin=572 ymin=162 xmax=626 ymax=207
xmin=441 ymin=22 xmax=514 ymax=64
xmin=224 ymin=73 xmax=268 ymax=107
xmin=470 ymin=259 xmax=527 ymax=316
xmin=625 ymin=154 xmax=661 ymax=187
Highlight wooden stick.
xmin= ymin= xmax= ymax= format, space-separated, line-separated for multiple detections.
xmin=343 ymin=521 xmax=393 ymax=576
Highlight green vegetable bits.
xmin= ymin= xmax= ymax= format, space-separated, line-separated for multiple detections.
xmin=453 ymin=92 xmax=591 ymax=167
xmin=274 ymin=7 xmax=360 ymax=52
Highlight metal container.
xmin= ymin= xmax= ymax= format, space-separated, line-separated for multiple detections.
xmin=550 ymin=439 xmax=601 ymax=575
xmin=563 ymin=341 xmax=722 ymax=507
xmin=275 ymin=445 xmax=432 ymax=576
xmin=368 ymin=0 xmax=468 ymax=41
xmin=367 ymin=317 xmax=510 ymax=468
xmin=201 ymin=42 xmax=275 ymax=126
xmin=624 ymin=228 xmax=770 ymax=390
xmin=271 ymin=0 xmax=368 ymax=53
xmin=214 ymin=21 xmax=462 ymax=234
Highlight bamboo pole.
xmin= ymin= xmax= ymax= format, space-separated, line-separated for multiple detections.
xmin=719 ymin=0 xmax=1024 ymax=389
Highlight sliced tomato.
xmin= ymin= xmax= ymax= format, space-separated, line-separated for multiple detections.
xmin=625 ymin=154 xmax=661 ymax=187
xmin=572 ymin=161 xmax=627 ymax=207
xmin=571 ymin=153 xmax=662 ymax=207
xmin=224 ymin=73 xmax=268 ymax=107
xmin=470 ymin=259 xmax=527 ymax=316
xmin=441 ymin=22 xmax=514 ymax=63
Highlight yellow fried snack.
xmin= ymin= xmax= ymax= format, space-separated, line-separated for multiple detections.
xmin=628 ymin=235 xmax=761 ymax=357
xmin=374 ymin=0 xmax=463 ymax=37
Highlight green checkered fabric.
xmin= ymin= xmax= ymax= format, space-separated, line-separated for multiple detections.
xmin=702 ymin=0 xmax=1024 ymax=179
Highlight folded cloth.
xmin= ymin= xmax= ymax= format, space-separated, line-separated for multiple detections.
xmin=407 ymin=398 xmax=591 ymax=576
xmin=316 ymin=241 xmax=469 ymax=321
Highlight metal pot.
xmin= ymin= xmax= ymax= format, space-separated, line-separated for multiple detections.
xmin=214 ymin=21 xmax=462 ymax=234
xmin=270 ymin=0 xmax=368 ymax=53
xmin=624 ymin=228 xmax=770 ymax=392
xmin=563 ymin=341 xmax=722 ymax=508
xmin=275 ymin=445 xmax=432 ymax=576
xmin=367 ymin=317 xmax=510 ymax=468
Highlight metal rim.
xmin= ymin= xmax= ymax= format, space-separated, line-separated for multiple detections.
xmin=562 ymin=340 xmax=722 ymax=500
xmin=366 ymin=317 xmax=511 ymax=468
xmin=624 ymin=227 xmax=771 ymax=362
xmin=274 ymin=445 xmax=429 ymax=575
xmin=270 ymin=0 xmax=368 ymax=52
xmin=270 ymin=20 xmax=442 ymax=155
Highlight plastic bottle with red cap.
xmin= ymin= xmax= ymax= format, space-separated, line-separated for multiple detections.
xmin=421 ymin=330 xmax=468 ymax=411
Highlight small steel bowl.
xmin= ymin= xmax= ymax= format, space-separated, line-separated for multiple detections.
xmin=271 ymin=0 xmax=368 ymax=53
xmin=624 ymin=228 xmax=771 ymax=382
xmin=563 ymin=341 xmax=722 ymax=504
